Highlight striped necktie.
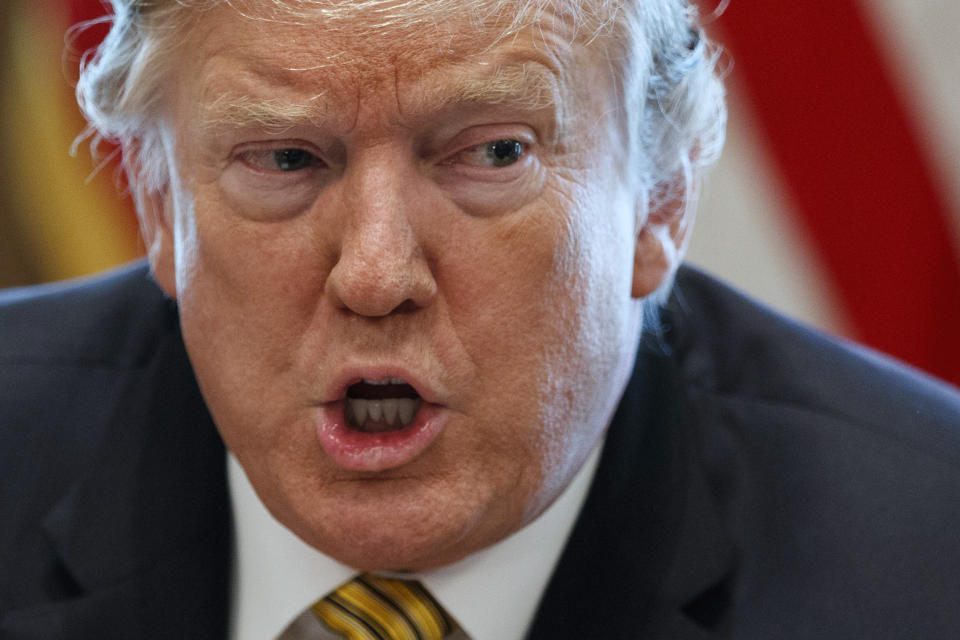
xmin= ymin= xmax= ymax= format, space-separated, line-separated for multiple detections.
xmin=312 ymin=574 xmax=458 ymax=640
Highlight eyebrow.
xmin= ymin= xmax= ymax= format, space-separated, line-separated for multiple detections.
xmin=197 ymin=91 xmax=331 ymax=134
xmin=195 ymin=60 xmax=562 ymax=135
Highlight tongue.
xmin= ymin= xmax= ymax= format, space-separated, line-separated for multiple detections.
xmin=355 ymin=420 xmax=401 ymax=434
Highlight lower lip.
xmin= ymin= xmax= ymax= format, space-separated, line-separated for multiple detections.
xmin=314 ymin=401 xmax=447 ymax=472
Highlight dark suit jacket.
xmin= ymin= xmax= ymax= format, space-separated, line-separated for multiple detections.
xmin=2 ymin=262 xmax=960 ymax=639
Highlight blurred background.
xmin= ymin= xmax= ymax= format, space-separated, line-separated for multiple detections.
xmin=1 ymin=0 xmax=958 ymax=387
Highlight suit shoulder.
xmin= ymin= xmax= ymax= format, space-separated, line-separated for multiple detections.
xmin=667 ymin=265 xmax=960 ymax=450
xmin=0 ymin=262 xmax=179 ymax=493
xmin=0 ymin=261 xmax=179 ymax=476
xmin=666 ymin=267 xmax=960 ymax=636
xmin=0 ymin=264 xmax=188 ymax=590
xmin=0 ymin=261 xmax=175 ymax=368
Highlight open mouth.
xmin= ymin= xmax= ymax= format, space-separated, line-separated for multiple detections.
xmin=345 ymin=377 xmax=423 ymax=433
xmin=316 ymin=374 xmax=446 ymax=471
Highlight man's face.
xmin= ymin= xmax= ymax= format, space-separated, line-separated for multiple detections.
xmin=155 ymin=3 xmax=651 ymax=570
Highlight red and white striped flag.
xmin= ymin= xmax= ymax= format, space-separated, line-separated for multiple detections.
xmin=690 ymin=0 xmax=960 ymax=386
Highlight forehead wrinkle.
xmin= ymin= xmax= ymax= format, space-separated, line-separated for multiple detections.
xmin=187 ymin=46 xmax=362 ymax=136
xmin=428 ymin=62 xmax=559 ymax=112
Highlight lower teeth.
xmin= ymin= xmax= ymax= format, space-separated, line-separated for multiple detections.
xmin=346 ymin=397 xmax=421 ymax=431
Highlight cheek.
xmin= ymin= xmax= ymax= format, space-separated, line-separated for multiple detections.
xmin=541 ymin=198 xmax=636 ymax=404
xmin=526 ymin=200 xmax=637 ymax=507
xmin=437 ymin=179 xmax=637 ymax=462
xmin=170 ymin=184 xmax=328 ymax=433
xmin=175 ymin=183 xmax=322 ymax=313
xmin=452 ymin=179 xmax=635 ymax=366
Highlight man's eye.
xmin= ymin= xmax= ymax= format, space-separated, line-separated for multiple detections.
xmin=273 ymin=148 xmax=316 ymax=171
xmin=239 ymin=148 xmax=320 ymax=172
xmin=484 ymin=140 xmax=524 ymax=167
xmin=454 ymin=139 xmax=525 ymax=168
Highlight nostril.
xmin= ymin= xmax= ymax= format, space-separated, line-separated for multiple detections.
xmin=393 ymin=299 xmax=421 ymax=314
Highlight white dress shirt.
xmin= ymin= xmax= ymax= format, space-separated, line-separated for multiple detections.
xmin=227 ymin=442 xmax=602 ymax=640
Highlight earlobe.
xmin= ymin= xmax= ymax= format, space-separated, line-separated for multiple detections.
xmin=135 ymin=183 xmax=178 ymax=299
xmin=631 ymin=225 xmax=671 ymax=298
xmin=631 ymin=182 xmax=696 ymax=299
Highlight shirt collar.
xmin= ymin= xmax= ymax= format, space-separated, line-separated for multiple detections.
xmin=227 ymin=443 xmax=602 ymax=640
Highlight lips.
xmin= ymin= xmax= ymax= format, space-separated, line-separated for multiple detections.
xmin=315 ymin=372 xmax=447 ymax=472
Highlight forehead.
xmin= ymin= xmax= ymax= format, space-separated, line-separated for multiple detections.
xmin=172 ymin=1 xmax=618 ymax=135
xmin=178 ymin=0 xmax=620 ymax=76
xmin=178 ymin=0 xmax=610 ymax=57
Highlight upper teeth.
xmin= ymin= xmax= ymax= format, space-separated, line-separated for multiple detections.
xmin=363 ymin=377 xmax=408 ymax=385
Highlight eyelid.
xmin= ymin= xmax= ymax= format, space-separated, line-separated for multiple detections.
xmin=464 ymin=128 xmax=534 ymax=149
xmin=448 ymin=139 xmax=528 ymax=169
xmin=441 ymin=131 xmax=537 ymax=170
xmin=233 ymin=139 xmax=328 ymax=173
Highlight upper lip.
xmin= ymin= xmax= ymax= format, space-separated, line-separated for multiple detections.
xmin=320 ymin=363 xmax=444 ymax=406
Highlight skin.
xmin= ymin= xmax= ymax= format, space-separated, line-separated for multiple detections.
xmin=141 ymin=3 xmax=687 ymax=571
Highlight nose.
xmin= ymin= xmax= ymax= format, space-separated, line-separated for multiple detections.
xmin=324 ymin=159 xmax=437 ymax=317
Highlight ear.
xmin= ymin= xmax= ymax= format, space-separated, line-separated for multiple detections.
xmin=135 ymin=182 xmax=178 ymax=299
xmin=631 ymin=181 xmax=696 ymax=299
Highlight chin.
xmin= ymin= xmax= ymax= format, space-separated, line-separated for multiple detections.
xmin=300 ymin=512 xmax=475 ymax=572
xmin=278 ymin=475 xmax=502 ymax=571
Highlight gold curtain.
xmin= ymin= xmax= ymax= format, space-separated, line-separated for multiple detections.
xmin=0 ymin=0 xmax=141 ymax=289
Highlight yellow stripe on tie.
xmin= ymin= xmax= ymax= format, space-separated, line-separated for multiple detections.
xmin=312 ymin=574 xmax=456 ymax=640
xmin=334 ymin=580 xmax=418 ymax=640
xmin=363 ymin=575 xmax=451 ymax=639
xmin=312 ymin=599 xmax=380 ymax=640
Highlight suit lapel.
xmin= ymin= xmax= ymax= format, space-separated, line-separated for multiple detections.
xmin=2 ymin=306 xmax=231 ymax=639
xmin=527 ymin=341 xmax=735 ymax=639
